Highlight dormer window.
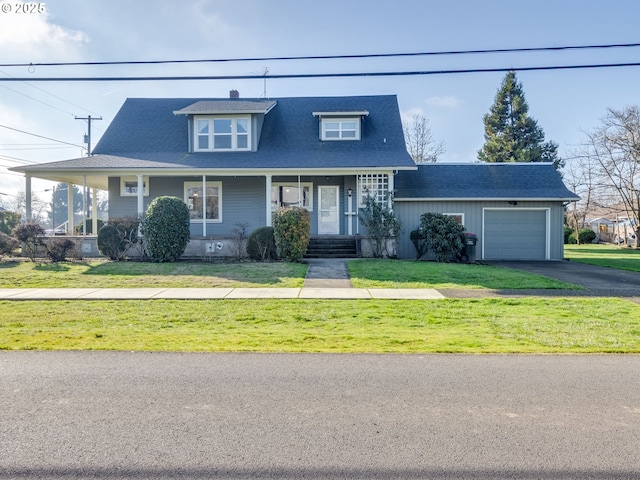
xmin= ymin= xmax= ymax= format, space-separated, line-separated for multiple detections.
xmin=313 ymin=110 xmax=368 ymax=141
xmin=195 ymin=116 xmax=250 ymax=151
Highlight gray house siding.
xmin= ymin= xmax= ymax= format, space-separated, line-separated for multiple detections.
xmin=108 ymin=174 xmax=362 ymax=237
xmin=394 ymin=200 xmax=566 ymax=260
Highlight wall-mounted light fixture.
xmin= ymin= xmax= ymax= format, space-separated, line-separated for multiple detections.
xmin=508 ymin=201 xmax=518 ymax=206
xmin=347 ymin=188 xmax=352 ymax=197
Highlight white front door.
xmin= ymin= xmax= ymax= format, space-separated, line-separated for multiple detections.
xmin=318 ymin=186 xmax=339 ymax=234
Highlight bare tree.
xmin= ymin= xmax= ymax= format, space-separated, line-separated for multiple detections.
xmin=3 ymin=190 xmax=49 ymax=225
xmin=580 ymin=106 xmax=640 ymax=247
xmin=403 ymin=113 xmax=445 ymax=163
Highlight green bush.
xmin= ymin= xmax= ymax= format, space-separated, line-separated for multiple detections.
xmin=246 ymin=226 xmax=277 ymax=261
xmin=568 ymin=228 xmax=597 ymax=245
xmin=142 ymin=196 xmax=190 ymax=262
xmin=12 ymin=221 xmax=46 ymax=262
xmin=358 ymin=194 xmax=402 ymax=258
xmin=564 ymin=226 xmax=573 ymax=244
xmin=98 ymin=224 xmax=124 ymax=260
xmin=0 ymin=210 xmax=21 ymax=235
xmin=410 ymin=229 xmax=428 ymax=260
xmin=418 ymin=212 xmax=465 ymax=262
xmin=74 ymin=218 xmax=105 ymax=235
xmin=0 ymin=231 xmax=19 ymax=259
xmin=97 ymin=218 xmax=141 ymax=260
xmin=273 ymin=207 xmax=311 ymax=262
xmin=46 ymin=238 xmax=77 ymax=262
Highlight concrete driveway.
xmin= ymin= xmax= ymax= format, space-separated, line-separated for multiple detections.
xmin=486 ymin=260 xmax=640 ymax=296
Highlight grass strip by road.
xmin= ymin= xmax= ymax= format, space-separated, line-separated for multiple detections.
xmin=1 ymin=298 xmax=638 ymax=353
xmin=0 ymin=260 xmax=307 ymax=288
xmin=564 ymin=244 xmax=640 ymax=272
xmin=348 ymin=259 xmax=578 ymax=289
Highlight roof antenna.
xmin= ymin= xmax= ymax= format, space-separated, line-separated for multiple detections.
xmin=262 ymin=67 xmax=269 ymax=99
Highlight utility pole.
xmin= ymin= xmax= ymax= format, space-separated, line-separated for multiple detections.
xmin=75 ymin=115 xmax=102 ymax=234
xmin=75 ymin=115 xmax=102 ymax=156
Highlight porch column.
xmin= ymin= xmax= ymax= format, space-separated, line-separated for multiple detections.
xmin=67 ymin=184 xmax=74 ymax=234
xmin=387 ymin=172 xmax=394 ymax=208
xmin=92 ymin=188 xmax=98 ymax=235
xmin=265 ymin=174 xmax=272 ymax=226
xmin=136 ymin=175 xmax=144 ymax=219
xmin=202 ymin=175 xmax=207 ymax=237
xmin=355 ymin=174 xmax=360 ymax=235
xmin=82 ymin=176 xmax=87 ymax=237
xmin=346 ymin=187 xmax=354 ymax=236
xmin=25 ymin=174 xmax=32 ymax=221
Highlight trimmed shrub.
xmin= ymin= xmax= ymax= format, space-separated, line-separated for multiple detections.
xmin=246 ymin=226 xmax=277 ymax=261
xmin=97 ymin=218 xmax=142 ymax=260
xmin=564 ymin=226 xmax=573 ymax=244
xmin=410 ymin=229 xmax=428 ymax=260
xmin=0 ymin=231 xmax=19 ymax=259
xmin=12 ymin=221 xmax=46 ymax=262
xmin=46 ymin=237 xmax=77 ymax=262
xmin=418 ymin=212 xmax=465 ymax=262
xmin=142 ymin=196 xmax=190 ymax=262
xmin=273 ymin=207 xmax=311 ymax=262
xmin=98 ymin=224 xmax=125 ymax=260
xmin=568 ymin=228 xmax=597 ymax=245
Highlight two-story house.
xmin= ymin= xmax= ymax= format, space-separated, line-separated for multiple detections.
xmin=12 ymin=92 xmax=578 ymax=260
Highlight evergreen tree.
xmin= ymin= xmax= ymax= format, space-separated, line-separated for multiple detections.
xmin=478 ymin=71 xmax=563 ymax=170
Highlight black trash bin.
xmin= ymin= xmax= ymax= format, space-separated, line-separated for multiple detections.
xmin=460 ymin=232 xmax=477 ymax=263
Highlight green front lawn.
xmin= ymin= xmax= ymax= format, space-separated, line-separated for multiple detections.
xmin=0 ymin=260 xmax=308 ymax=288
xmin=564 ymin=244 xmax=640 ymax=272
xmin=1 ymin=298 xmax=639 ymax=353
xmin=348 ymin=259 xmax=579 ymax=289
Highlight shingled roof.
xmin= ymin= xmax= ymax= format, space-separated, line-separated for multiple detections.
xmin=12 ymin=95 xmax=415 ymax=180
xmin=395 ymin=163 xmax=579 ymax=201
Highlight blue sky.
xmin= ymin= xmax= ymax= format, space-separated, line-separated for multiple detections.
xmin=1 ymin=0 xmax=640 ymax=199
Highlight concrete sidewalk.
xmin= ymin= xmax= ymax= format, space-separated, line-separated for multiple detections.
xmin=0 ymin=287 xmax=445 ymax=300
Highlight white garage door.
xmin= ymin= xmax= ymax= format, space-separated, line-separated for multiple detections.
xmin=483 ymin=209 xmax=548 ymax=260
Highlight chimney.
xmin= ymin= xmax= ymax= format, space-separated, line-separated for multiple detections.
xmin=229 ymin=89 xmax=239 ymax=99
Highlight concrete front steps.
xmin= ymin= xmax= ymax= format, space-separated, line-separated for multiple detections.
xmin=304 ymin=236 xmax=359 ymax=258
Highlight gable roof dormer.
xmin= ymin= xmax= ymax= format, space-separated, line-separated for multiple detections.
xmin=312 ymin=110 xmax=369 ymax=141
xmin=174 ymin=98 xmax=277 ymax=153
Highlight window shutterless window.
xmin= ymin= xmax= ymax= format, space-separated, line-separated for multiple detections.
xmin=194 ymin=116 xmax=250 ymax=151
xmin=120 ymin=176 xmax=149 ymax=196
xmin=271 ymin=183 xmax=313 ymax=211
xmin=321 ymin=118 xmax=360 ymax=141
xmin=184 ymin=181 xmax=222 ymax=222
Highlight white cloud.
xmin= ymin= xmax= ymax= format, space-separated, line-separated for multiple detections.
xmin=425 ymin=96 xmax=462 ymax=108
xmin=0 ymin=3 xmax=88 ymax=62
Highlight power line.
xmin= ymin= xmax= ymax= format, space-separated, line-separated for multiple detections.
xmin=0 ymin=124 xmax=84 ymax=148
xmin=1 ymin=61 xmax=640 ymax=82
xmin=3 ymin=42 xmax=640 ymax=68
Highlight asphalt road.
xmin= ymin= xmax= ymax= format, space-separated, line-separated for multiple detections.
xmin=1 ymin=352 xmax=640 ymax=479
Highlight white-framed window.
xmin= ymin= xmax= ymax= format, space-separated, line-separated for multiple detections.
xmin=444 ymin=213 xmax=465 ymax=226
xmin=195 ymin=116 xmax=250 ymax=151
xmin=184 ymin=181 xmax=222 ymax=222
xmin=271 ymin=183 xmax=313 ymax=211
xmin=120 ymin=176 xmax=149 ymax=196
xmin=358 ymin=174 xmax=389 ymax=207
xmin=321 ymin=118 xmax=360 ymax=141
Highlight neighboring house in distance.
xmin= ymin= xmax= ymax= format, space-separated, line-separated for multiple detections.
xmin=11 ymin=92 xmax=578 ymax=260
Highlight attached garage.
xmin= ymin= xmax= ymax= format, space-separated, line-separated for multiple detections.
xmin=483 ymin=209 xmax=549 ymax=260
xmin=393 ymin=163 xmax=580 ymax=261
